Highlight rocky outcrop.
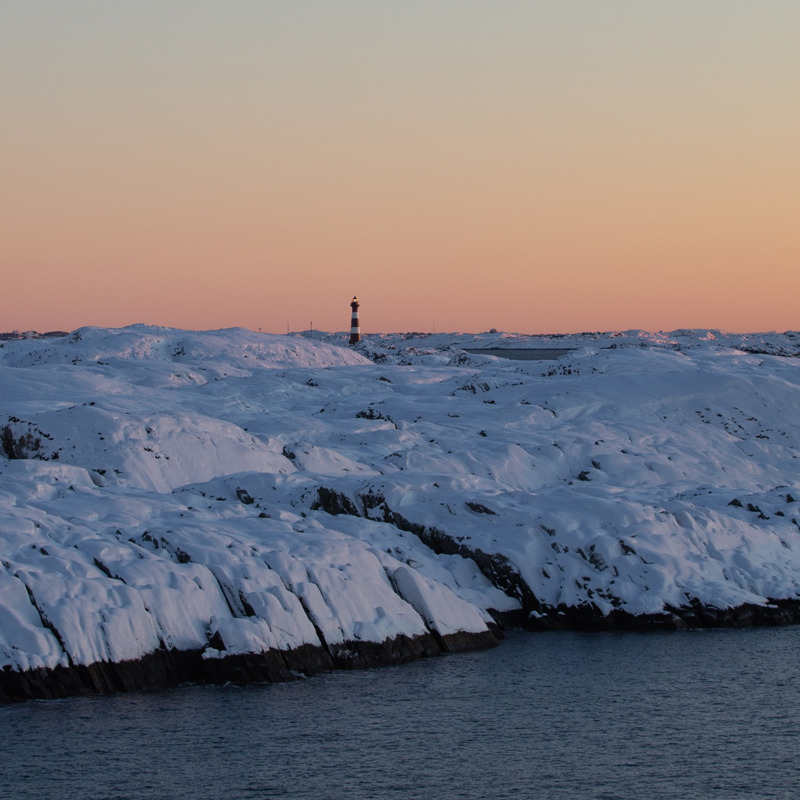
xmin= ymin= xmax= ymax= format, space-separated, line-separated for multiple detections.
xmin=314 ymin=486 xmax=539 ymax=616
xmin=313 ymin=486 xmax=800 ymax=635
xmin=0 ymin=629 xmax=498 ymax=704
xmin=520 ymin=598 xmax=800 ymax=631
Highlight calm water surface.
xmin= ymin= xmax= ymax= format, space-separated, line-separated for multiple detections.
xmin=2 ymin=628 xmax=799 ymax=800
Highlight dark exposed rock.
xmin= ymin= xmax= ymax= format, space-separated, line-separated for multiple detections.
xmin=519 ymin=598 xmax=800 ymax=632
xmin=664 ymin=598 xmax=800 ymax=629
xmin=1 ymin=425 xmax=44 ymax=460
xmin=436 ymin=629 xmax=499 ymax=653
xmin=465 ymin=501 xmax=497 ymax=515
xmin=0 ymin=648 xmax=209 ymax=704
xmin=328 ymin=632 xmax=439 ymax=669
xmin=0 ymin=633 xmax=460 ymax=704
xmin=312 ymin=486 xmax=360 ymax=517
xmin=1 ymin=425 xmax=17 ymax=459
xmin=355 ymin=407 xmax=395 ymax=425
xmin=235 ymin=487 xmax=255 ymax=505
xmin=523 ymin=604 xmax=679 ymax=632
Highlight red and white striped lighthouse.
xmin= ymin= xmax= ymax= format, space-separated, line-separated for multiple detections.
xmin=349 ymin=296 xmax=361 ymax=344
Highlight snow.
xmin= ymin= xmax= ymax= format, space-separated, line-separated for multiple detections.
xmin=2 ymin=324 xmax=800 ymax=674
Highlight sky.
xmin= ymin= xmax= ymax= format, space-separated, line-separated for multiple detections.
xmin=2 ymin=1 xmax=799 ymax=335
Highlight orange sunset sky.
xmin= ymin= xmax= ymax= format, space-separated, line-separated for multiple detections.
xmin=2 ymin=2 xmax=798 ymax=335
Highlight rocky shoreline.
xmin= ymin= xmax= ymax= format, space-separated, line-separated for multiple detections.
xmin=514 ymin=597 xmax=800 ymax=631
xmin=0 ymin=629 xmax=498 ymax=704
xmin=7 ymin=602 xmax=800 ymax=703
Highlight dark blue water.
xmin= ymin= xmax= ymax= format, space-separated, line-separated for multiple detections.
xmin=2 ymin=628 xmax=799 ymax=800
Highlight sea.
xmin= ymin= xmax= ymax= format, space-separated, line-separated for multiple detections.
xmin=2 ymin=627 xmax=799 ymax=800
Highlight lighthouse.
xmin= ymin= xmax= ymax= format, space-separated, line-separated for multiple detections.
xmin=349 ymin=296 xmax=361 ymax=344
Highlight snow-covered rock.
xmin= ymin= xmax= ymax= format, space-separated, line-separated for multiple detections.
xmin=2 ymin=324 xmax=800 ymax=700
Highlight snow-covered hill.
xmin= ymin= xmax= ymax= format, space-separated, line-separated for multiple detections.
xmin=2 ymin=325 xmax=800 ymax=700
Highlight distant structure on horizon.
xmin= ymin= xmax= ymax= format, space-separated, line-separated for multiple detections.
xmin=349 ymin=296 xmax=361 ymax=344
